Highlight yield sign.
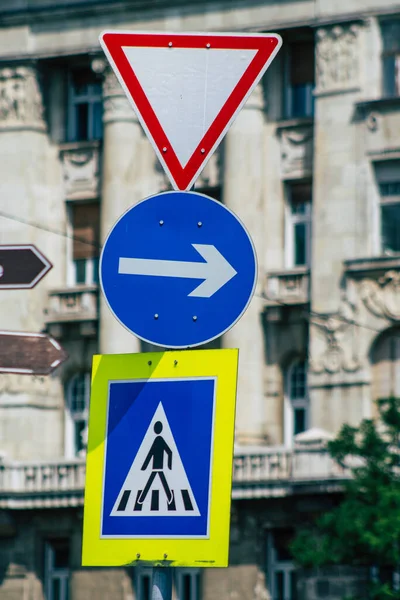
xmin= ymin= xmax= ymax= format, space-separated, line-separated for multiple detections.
xmin=100 ymin=31 xmax=282 ymax=190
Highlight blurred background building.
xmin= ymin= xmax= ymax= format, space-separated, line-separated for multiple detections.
xmin=0 ymin=0 xmax=399 ymax=598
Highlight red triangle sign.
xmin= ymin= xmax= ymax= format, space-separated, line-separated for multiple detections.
xmin=100 ymin=31 xmax=282 ymax=190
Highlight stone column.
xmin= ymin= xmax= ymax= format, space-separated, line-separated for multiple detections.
xmin=0 ymin=64 xmax=65 ymax=459
xmin=309 ymin=23 xmax=369 ymax=432
xmin=99 ymin=66 xmax=161 ymax=354
xmin=222 ymin=84 xmax=266 ymax=446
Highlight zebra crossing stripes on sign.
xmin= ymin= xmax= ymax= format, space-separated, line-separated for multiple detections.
xmin=101 ymin=376 xmax=216 ymax=539
xmin=111 ymin=403 xmax=200 ymax=517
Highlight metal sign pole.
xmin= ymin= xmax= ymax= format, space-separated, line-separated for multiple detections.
xmin=152 ymin=567 xmax=172 ymax=600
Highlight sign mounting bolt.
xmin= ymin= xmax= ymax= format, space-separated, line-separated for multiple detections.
xmin=206 ymin=43 xmax=211 ymax=48
xmin=200 ymin=148 xmax=205 ymax=154
xmin=148 ymin=360 xmax=152 ymax=366
xmin=174 ymin=360 xmax=178 ymax=366
xmin=168 ymin=42 xmax=173 ymax=47
xmin=136 ymin=553 xmax=140 ymax=559
xmin=193 ymin=315 xmax=198 ymax=322
xmin=159 ymin=220 xmax=164 ymax=226
xmin=154 ymin=314 xmax=159 ymax=320
xmin=164 ymin=553 xmax=168 ymax=559
xmin=197 ymin=221 xmax=202 ymax=227
xmin=162 ymin=147 xmax=167 ymax=153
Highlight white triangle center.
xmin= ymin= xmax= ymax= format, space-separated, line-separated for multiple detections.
xmin=111 ymin=402 xmax=200 ymax=517
xmin=122 ymin=46 xmax=257 ymax=167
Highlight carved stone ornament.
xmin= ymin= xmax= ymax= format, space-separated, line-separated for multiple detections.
xmin=316 ymin=24 xmax=360 ymax=93
xmin=310 ymin=300 xmax=361 ymax=374
xmin=360 ymin=270 xmax=400 ymax=321
xmin=103 ymin=68 xmax=138 ymax=124
xmin=280 ymin=125 xmax=313 ymax=179
xmin=60 ymin=143 xmax=100 ymax=200
xmin=0 ymin=65 xmax=45 ymax=131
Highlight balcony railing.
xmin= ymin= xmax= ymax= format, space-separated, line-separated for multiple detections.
xmin=44 ymin=285 xmax=99 ymax=338
xmin=264 ymin=267 xmax=310 ymax=307
xmin=0 ymin=447 xmax=350 ymax=509
xmin=0 ymin=459 xmax=85 ymax=509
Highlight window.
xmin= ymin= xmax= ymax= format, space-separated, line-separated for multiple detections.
xmin=67 ymin=67 xmax=102 ymax=142
xmin=286 ymin=183 xmax=312 ymax=267
xmin=381 ymin=20 xmax=400 ymax=97
xmin=284 ymin=360 xmax=308 ymax=447
xmin=44 ymin=540 xmax=70 ymax=600
xmin=65 ymin=372 xmax=90 ymax=457
xmin=135 ymin=568 xmax=152 ymax=600
xmin=176 ymin=569 xmax=201 ymax=600
xmin=371 ymin=328 xmax=400 ymax=404
xmin=371 ymin=566 xmax=400 ymax=593
xmin=375 ymin=161 xmax=400 ymax=254
xmin=69 ymin=202 xmax=100 ymax=285
xmin=268 ymin=530 xmax=297 ymax=600
xmin=284 ymin=41 xmax=315 ymax=119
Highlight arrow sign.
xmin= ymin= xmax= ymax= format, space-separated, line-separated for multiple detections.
xmin=100 ymin=190 xmax=257 ymax=349
xmin=0 ymin=331 xmax=68 ymax=375
xmin=0 ymin=245 xmax=52 ymax=289
xmin=118 ymin=244 xmax=237 ymax=298
xmin=100 ymin=31 xmax=282 ymax=190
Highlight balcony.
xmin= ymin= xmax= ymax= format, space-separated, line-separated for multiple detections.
xmin=44 ymin=285 xmax=99 ymax=338
xmin=264 ymin=267 xmax=310 ymax=308
xmin=59 ymin=141 xmax=101 ymax=201
xmin=0 ymin=446 xmax=349 ymax=509
xmin=276 ymin=118 xmax=313 ymax=180
xmin=0 ymin=459 xmax=85 ymax=509
xmin=344 ymin=255 xmax=400 ymax=278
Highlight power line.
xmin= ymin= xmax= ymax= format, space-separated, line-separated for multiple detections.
xmin=0 ymin=209 xmax=101 ymax=250
xmin=0 ymin=206 xmax=388 ymax=336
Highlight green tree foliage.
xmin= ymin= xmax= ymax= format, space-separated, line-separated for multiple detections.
xmin=290 ymin=397 xmax=400 ymax=599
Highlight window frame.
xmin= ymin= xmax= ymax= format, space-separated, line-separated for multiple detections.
xmin=283 ymin=40 xmax=315 ymax=120
xmin=66 ymin=201 xmax=100 ymax=287
xmin=284 ymin=359 xmax=309 ymax=447
xmin=374 ymin=161 xmax=400 ymax=255
xmin=65 ymin=372 xmax=91 ymax=458
xmin=135 ymin=567 xmax=153 ymax=600
xmin=267 ymin=530 xmax=297 ymax=600
xmin=285 ymin=183 xmax=312 ymax=269
xmin=381 ymin=20 xmax=400 ymax=97
xmin=67 ymin=67 xmax=103 ymax=143
xmin=175 ymin=568 xmax=201 ymax=600
xmin=44 ymin=540 xmax=70 ymax=600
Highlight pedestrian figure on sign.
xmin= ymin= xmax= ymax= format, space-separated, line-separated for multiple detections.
xmin=137 ymin=421 xmax=174 ymax=505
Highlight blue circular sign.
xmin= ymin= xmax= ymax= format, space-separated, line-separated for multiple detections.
xmin=100 ymin=190 xmax=257 ymax=349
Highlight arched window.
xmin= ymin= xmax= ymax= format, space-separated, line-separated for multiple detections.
xmin=65 ymin=372 xmax=90 ymax=457
xmin=371 ymin=327 xmax=400 ymax=406
xmin=284 ymin=360 xmax=308 ymax=446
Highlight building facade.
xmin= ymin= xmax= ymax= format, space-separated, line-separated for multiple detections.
xmin=0 ymin=0 xmax=400 ymax=598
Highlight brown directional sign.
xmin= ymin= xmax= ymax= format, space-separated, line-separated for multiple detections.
xmin=0 ymin=245 xmax=52 ymax=289
xmin=0 ymin=331 xmax=68 ymax=375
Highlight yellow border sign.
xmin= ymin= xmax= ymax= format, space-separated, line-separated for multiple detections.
xmin=82 ymin=348 xmax=238 ymax=567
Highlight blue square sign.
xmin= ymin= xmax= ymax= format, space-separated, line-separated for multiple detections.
xmin=102 ymin=377 xmax=216 ymax=538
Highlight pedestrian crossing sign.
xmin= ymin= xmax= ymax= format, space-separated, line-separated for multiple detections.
xmin=82 ymin=348 xmax=238 ymax=567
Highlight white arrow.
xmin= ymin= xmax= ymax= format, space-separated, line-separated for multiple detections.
xmin=118 ymin=244 xmax=237 ymax=298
